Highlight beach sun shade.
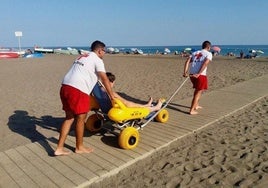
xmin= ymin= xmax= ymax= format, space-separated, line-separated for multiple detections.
xmin=212 ymin=46 xmax=221 ymax=52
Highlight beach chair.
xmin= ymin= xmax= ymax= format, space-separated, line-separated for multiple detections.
xmin=85 ymin=81 xmax=169 ymax=150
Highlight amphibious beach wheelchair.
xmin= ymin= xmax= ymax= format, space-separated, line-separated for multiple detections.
xmin=85 ymin=81 xmax=169 ymax=150
xmin=85 ymin=78 xmax=189 ymax=150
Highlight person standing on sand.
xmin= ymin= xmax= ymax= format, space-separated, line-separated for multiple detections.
xmin=54 ymin=40 xmax=115 ymax=156
xmin=183 ymin=41 xmax=212 ymax=115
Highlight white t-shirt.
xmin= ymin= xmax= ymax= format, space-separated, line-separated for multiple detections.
xmin=189 ymin=49 xmax=212 ymax=75
xmin=62 ymin=52 xmax=106 ymax=94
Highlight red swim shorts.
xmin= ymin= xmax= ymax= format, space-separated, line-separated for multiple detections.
xmin=60 ymin=84 xmax=90 ymax=115
xmin=190 ymin=75 xmax=208 ymax=90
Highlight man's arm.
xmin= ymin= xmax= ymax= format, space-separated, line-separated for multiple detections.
xmin=183 ymin=57 xmax=191 ymax=77
xmin=98 ymin=72 xmax=115 ymax=100
xmin=193 ymin=58 xmax=211 ymax=78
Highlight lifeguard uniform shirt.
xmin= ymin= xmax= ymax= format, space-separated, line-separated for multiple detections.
xmin=189 ymin=49 xmax=212 ymax=76
xmin=62 ymin=52 xmax=106 ymax=95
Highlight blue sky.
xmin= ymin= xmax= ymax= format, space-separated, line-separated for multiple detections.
xmin=1 ymin=0 xmax=268 ymax=47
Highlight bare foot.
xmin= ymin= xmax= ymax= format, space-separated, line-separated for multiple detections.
xmin=189 ymin=110 xmax=198 ymax=115
xmin=155 ymin=99 xmax=164 ymax=110
xmin=195 ymin=106 xmax=203 ymax=110
xmin=54 ymin=149 xmax=71 ymax=156
xmin=147 ymin=97 xmax=153 ymax=106
xmin=75 ymin=146 xmax=94 ymax=154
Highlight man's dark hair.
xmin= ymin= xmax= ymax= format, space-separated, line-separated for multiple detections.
xmin=106 ymin=72 xmax=116 ymax=83
xmin=202 ymin=41 xmax=211 ymax=49
xmin=90 ymin=40 xmax=106 ymax=51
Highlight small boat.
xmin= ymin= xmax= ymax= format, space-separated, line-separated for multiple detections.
xmin=23 ymin=53 xmax=43 ymax=58
xmin=131 ymin=48 xmax=143 ymax=54
xmin=164 ymin=48 xmax=171 ymax=54
xmin=34 ymin=47 xmax=54 ymax=53
xmin=79 ymin=49 xmax=90 ymax=55
xmin=54 ymin=47 xmax=79 ymax=55
xmin=136 ymin=49 xmax=143 ymax=54
xmin=114 ymin=48 xmax=120 ymax=54
xmin=106 ymin=47 xmax=120 ymax=54
xmin=0 ymin=52 xmax=20 ymax=58
xmin=107 ymin=47 xmax=115 ymax=53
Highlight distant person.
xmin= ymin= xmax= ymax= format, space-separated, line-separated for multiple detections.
xmin=240 ymin=50 xmax=244 ymax=59
xmin=183 ymin=41 xmax=213 ymax=115
xmin=105 ymin=72 xmax=163 ymax=112
xmin=54 ymin=40 xmax=115 ymax=156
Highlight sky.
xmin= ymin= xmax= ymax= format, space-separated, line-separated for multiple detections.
xmin=1 ymin=0 xmax=268 ymax=48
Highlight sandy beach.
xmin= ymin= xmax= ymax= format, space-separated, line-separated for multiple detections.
xmin=0 ymin=54 xmax=268 ymax=187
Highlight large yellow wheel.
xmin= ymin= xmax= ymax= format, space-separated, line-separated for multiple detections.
xmin=118 ymin=127 xmax=139 ymax=150
xmin=85 ymin=114 xmax=103 ymax=132
xmin=155 ymin=109 xmax=169 ymax=123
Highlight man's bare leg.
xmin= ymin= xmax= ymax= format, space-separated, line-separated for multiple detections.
xmin=54 ymin=111 xmax=74 ymax=156
xmin=75 ymin=113 xmax=94 ymax=154
xmin=190 ymin=89 xmax=202 ymax=115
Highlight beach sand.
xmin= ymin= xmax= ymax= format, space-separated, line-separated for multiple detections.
xmin=0 ymin=54 xmax=268 ymax=187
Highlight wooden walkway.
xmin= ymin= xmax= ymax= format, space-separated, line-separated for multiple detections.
xmin=1 ymin=74 xmax=268 ymax=188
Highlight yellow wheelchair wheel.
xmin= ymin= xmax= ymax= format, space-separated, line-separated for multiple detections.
xmin=155 ymin=109 xmax=169 ymax=123
xmin=118 ymin=127 xmax=139 ymax=150
xmin=85 ymin=114 xmax=103 ymax=132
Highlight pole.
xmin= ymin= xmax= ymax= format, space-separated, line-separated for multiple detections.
xmin=18 ymin=36 xmax=21 ymax=52
xmin=15 ymin=31 xmax=22 ymax=52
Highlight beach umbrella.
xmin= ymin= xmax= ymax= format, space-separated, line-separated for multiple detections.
xmin=212 ymin=46 xmax=221 ymax=52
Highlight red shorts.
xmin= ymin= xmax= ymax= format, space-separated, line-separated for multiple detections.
xmin=60 ymin=84 xmax=90 ymax=115
xmin=190 ymin=75 xmax=208 ymax=90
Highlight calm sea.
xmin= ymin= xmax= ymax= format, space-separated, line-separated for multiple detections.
xmin=75 ymin=45 xmax=268 ymax=57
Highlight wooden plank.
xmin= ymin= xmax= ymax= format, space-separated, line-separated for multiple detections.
xmin=16 ymin=144 xmax=75 ymax=188
xmin=142 ymin=123 xmax=177 ymax=140
xmin=65 ymin=136 xmax=126 ymax=168
xmin=5 ymin=147 xmax=58 ymax=188
xmin=27 ymin=141 xmax=88 ymax=186
xmin=90 ymin=135 xmax=142 ymax=158
xmin=0 ymin=162 xmax=19 ymax=187
xmin=85 ymin=137 xmax=134 ymax=162
xmin=1 ymin=149 xmax=39 ymax=188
